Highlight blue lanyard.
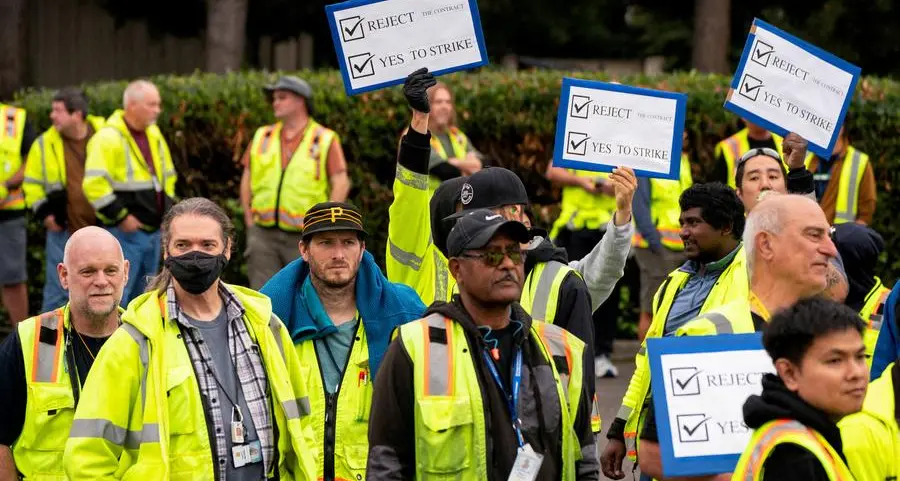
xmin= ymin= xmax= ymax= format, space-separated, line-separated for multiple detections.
xmin=482 ymin=348 xmax=525 ymax=447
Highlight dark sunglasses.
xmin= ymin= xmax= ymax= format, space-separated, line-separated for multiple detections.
xmin=458 ymin=246 xmax=524 ymax=267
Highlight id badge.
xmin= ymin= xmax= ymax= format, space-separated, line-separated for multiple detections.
xmin=247 ymin=440 xmax=263 ymax=464
xmin=231 ymin=421 xmax=245 ymax=444
xmin=507 ymin=444 xmax=543 ymax=481
xmin=232 ymin=444 xmax=250 ymax=468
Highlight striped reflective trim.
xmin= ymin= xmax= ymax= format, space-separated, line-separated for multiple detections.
xmin=835 ymin=150 xmax=863 ymax=223
xmin=433 ymin=251 xmax=448 ymax=302
xmin=111 ymin=181 xmax=155 ymax=192
xmin=122 ymin=323 xmax=150 ymax=412
xmin=23 ymin=176 xmax=44 ymax=185
xmin=616 ymin=405 xmax=632 ymax=421
xmin=704 ymin=313 xmax=734 ymax=334
xmin=740 ymin=420 xmax=812 ymax=481
xmin=423 ymin=314 xmax=453 ymax=396
xmin=33 ymin=310 xmax=64 ymax=382
xmin=69 ymin=418 xmax=160 ymax=449
xmin=637 ymin=345 xmax=646 ymax=356
xmin=395 ymin=164 xmax=429 ymax=190
xmin=90 ymin=193 xmax=117 ymax=210
xmin=31 ymin=198 xmax=47 ymax=213
xmin=269 ymin=315 xmax=286 ymax=361
xmin=389 ymin=240 xmax=423 ymax=271
xmin=535 ymin=322 xmax=573 ymax=399
xmin=85 ymin=168 xmax=113 ymax=182
xmin=529 ymin=261 xmax=565 ymax=321
xmin=282 ymin=397 xmax=311 ymax=420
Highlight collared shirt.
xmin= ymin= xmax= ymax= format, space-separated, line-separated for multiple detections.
xmin=166 ymin=283 xmax=274 ymax=479
xmin=663 ymin=244 xmax=742 ymax=336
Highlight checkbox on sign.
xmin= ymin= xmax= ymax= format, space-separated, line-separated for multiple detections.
xmin=739 ymin=74 xmax=764 ymax=102
xmin=751 ymin=40 xmax=774 ymax=68
xmin=348 ymin=53 xmax=376 ymax=79
xmin=669 ymin=367 xmax=702 ymax=396
xmin=569 ymin=95 xmax=592 ymax=119
xmin=566 ymin=132 xmax=590 ymax=156
xmin=340 ymin=16 xmax=366 ymax=42
xmin=677 ymin=413 xmax=711 ymax=443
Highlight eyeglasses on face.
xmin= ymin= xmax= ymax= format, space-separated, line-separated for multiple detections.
xmin=458 ymin=246 xmax=524 ymax=267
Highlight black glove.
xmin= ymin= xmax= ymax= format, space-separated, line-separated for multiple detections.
xmin=403 ymin=67 xmax=437 ymax=113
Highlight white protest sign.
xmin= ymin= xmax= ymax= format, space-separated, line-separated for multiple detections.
xmin=326 ymin=0 xmax=488 ymax=95
xmin=551 ymin=78 xmax=687 ymax=180
xmin=647 ymin=334 xmax=775 ymax=476
xmin=725 ymin=18 xmax=861 ymax=158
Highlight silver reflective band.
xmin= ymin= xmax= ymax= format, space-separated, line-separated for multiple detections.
xmin=740 ymin=420 xmax=807 ymax=480
xmin=704 ymin=313 xmax=734 ymax=334
xmin=424 ymin=314 xmax=451 ymax=396
xmin=395 ymin=164 xmax=429 ymax=190
xmin=35 ymin=313 xmax=61 ymax=382
xmin=433 ymin=252 xmax=448 ymax=302
xmin=282 ymin=397 xmax=311 ymax=420
xmin=269 ymin=315 xmax=285 ymax=361
xmin=69 ymin=418 xmax=160 ymax=449
xmin=616 ymin=405 xmax=632 ymax=422
xmin=835 ymin=150 xmax=863 ymax=223
xmin=122 ymin=323 xmax=150 ymax=414
xmin=389 ymin=240 xmax=423 ymax=271
xmin=529 ymin=261 xmax=565 ymax=322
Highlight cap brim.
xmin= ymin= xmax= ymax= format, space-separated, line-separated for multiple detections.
xmin=302 ymin=225 xmax=368 ymax=238
xmin=457 ymin=220 xmax=531 ymax=254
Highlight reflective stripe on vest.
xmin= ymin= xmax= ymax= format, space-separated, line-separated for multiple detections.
xmin=735 ymin=419 xmax=854 ymax=481
xmin=0 ymin=105 xmax=26 ymax=210
xmin=859 ymin=281 xmax=889 ymax=365
xmin=430 ymin=127 xmax=468 ymax=160
xmin=422 ymin=314 xmax=455 ymax=396
xmin=32 ymin=309 xmax=65 ymax=382
xmin=520 ymin=261 xmax=569 ymax=324
xmin=834 ymin=148 xmax=867 ymax=224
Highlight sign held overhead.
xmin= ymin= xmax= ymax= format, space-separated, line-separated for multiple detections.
xmin=326 ymin=0 xmax=488 ymax=95
xmin=552 ymin=78 xmax=687 ymax=180
xmin=725 ymin=18 xmax=861 ymax=158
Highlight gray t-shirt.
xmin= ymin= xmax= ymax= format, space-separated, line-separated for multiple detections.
xmin=188 ymin=309 xmax=264 ymax=481
xmin=315 ymin=318 xmax=359 ymax=394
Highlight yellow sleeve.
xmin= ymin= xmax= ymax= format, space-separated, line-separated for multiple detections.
xmin=23 ymin=137 xmax=47 ymax=211
xmin=64 ymin=327 xmax=143 ymax=480
xmin=160 ymin=138 xmax=177 ymax=199
xmin=277 ymin=320 xmax=317 ymax=481
xmin=839 ymin=413 xmax=892 ymax=481
xmin=83 ymin=129 xmax=128 ymax=224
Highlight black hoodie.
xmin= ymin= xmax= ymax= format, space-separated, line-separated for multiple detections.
xmin=741 ymin=374 xmax=843 ymax=481
xmin=833 ymin=223 xmax=884 ymax=311
xmin=366 ymin=297 xmax=599 ymax=481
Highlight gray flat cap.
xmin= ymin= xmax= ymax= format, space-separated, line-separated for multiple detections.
xmin=264 ymin=76 xmax=313 ymax=99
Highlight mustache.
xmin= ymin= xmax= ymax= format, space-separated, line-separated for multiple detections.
xmin=494 ymin=271 xmax=520 ymax=284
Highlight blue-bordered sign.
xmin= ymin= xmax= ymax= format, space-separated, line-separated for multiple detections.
xmin=326 ymin=0 xmax=488 ymax=96
xmin=647 ymin=333 xmax=775 ymax=476
xmin=725 ymin=18 xmax=861 ymax=158
xmin=551 ymin=78 xmax=687 ymax=180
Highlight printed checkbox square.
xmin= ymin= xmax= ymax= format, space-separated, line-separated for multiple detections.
xmin=569 ymin=95 xmax=592 ymax=119
xmin=751 ymin=40 xmax=774 ymax=68
xmin=566 ymin=131 xmax=590 ymax=156
xmin=340 ymin=16 xmax=366 ymax=42
xmin=669 ymin=367 xmax=702 ymax=396
xmin=739 ymin=73 xmax=764 ymax=102
xmin=348 ymin=53 xmax=376 ymax=80
xmin=676 ymin=413 xmax=711 ymax=443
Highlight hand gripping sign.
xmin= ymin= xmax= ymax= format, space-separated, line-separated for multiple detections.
xmin=552 ymin=78 xmax=687 ymax=180
xmin=725 ymin=18 xmax=861 ymax=158
xmin=326 ymin=0 xmax=488 ymax=95
xmin=647 ymin=333 xmax=776 ymax=477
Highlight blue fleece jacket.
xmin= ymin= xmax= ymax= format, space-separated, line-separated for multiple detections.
xmin=871 ymin=280 xmax=900 ymax=379
xmin=260 ymin=251 xmax=426 ymax=376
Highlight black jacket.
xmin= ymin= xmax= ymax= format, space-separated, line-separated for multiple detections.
xmin=366 ymin=297 xmax=599 ymax=481
xmin=742 ymin=374 xmax=845 ymax=481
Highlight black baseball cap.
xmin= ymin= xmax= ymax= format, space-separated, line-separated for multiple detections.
xmin=301 ymin=202 xmax=367 ymax=240
xmin=457 ymin=167 xmax=530 ymax=213
xmin=447 ymin=209 xmax=531 ymax=257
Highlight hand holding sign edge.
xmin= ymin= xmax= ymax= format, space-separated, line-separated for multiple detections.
xmin=610 ymin=166 xmax=637 ymax=226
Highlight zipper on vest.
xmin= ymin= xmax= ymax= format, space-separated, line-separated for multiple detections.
xmin=315 ymin=329 xmax=359 ymax=481
xmin=273 ymin=162 xmax=287 ymax=228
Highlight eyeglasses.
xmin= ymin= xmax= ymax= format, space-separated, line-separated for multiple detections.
xmin=458 ymin=246 xmax=524 ymax=267
xmin=738 ymin=147 xmax=782 ymax=166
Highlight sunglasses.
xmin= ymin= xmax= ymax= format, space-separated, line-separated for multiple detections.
xmin=738 ymin=147 xmax=782 ymax=166
xmin=458 ymin=246 xmax=524 ymax=267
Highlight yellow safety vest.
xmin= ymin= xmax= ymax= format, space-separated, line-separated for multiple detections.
xmin=249 ymin=120 xmax=336 ymax=231
xmin=13 ymin=306 xmax=73 ymax=480
xmin=23 ymin=116 xmax=107 ymax=214
xmin=63 ymin=285 xmax=317 ymax=481
xmin=399 ymin=314 xmax=585 ymax=481
xmin=296 ymin=321 xmax=371 ymax=481
xmin=839 ymin=362 xmax=899 ymax=481
xmin=429 ymin=127 xmax=470 ymax=190
xmin=807 ymin=146 xmax=869 ymax=224
xmin=0 ymin=104 xmax=28 ymax=211
xmin=733 ymin=419 xmax=855 ymax=481
xmin=82 ymin=110 xmax=177 ymax=225
xmin=620 ymin=247 xmax=748 ymax=460
xmin=550 ymin=170 xmax=616 ymax=239
xmin=859 ymin=278 xmax=890 ymax=368
xmin=632 ymin=153 xmax=693 ymax=250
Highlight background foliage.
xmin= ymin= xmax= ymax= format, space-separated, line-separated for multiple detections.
xmin=11 ymin=69 xmax=900 ymax=322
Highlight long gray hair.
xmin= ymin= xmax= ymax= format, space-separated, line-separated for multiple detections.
xmin=145 ymin=197 xmax=235 ymax=293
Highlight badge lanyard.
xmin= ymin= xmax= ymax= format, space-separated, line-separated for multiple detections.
xmin=482 ymin=348 xmax=526 ymax=448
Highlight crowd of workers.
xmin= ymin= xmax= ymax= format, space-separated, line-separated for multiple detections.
xmin=0 ymin=65 xmax=895 ymax=481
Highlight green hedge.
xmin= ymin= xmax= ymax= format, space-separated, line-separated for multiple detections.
xmin=11 ymin=69 xmax=900 ymax=319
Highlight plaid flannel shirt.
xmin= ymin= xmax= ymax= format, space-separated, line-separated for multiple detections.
xmin=167 ymin=283 xmax=274 ymax=479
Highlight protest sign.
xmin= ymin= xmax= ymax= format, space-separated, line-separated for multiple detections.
xmin=551 ymin=78 xmax=687 ymax=180
xmin=647 ymin=333 xmax=775 ymax=476
xmin=725 ymin=18 xmax=861 ymax=158
xmin=326 ymin=0 xmax=488 ymax=95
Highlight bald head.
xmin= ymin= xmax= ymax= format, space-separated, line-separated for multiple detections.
xmin=123 ymin=80 xmax=161 ymax=130
xmin=64 ymin=226 xmax=123 ymax=266
xmin=59 ymin=227 xmax=129 ymax=320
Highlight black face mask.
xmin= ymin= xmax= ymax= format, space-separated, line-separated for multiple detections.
xmin=165 ymin=251 xmax=228 ymax=295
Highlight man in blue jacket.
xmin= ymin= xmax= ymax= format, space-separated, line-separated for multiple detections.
xmin=872 ymin=281 xmax=900 ymax=379
xmin=260 ymin=201 xmax=425 ymax=481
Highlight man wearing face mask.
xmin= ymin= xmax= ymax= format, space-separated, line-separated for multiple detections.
xmin=259 ymin=202 xmax=425 ymax=481
xmin=64 ymin=197 xmax=316 ymax=481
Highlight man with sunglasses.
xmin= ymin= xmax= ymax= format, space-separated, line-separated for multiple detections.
xmin=713 ymin=119 xmax=813 ymax=189
xmin=369 ymin=209 xmax=600 ymax=480
xmin=734 ymin=132 xmax=815 ymax=213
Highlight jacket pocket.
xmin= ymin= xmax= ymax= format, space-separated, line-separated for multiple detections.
xmin=416 ymin=396 xmax=474 ymax=476
xmin=166 ymin=365 xmax=196 ymax=435
xmin=24 ymin=382 xmax=75 ymax=449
